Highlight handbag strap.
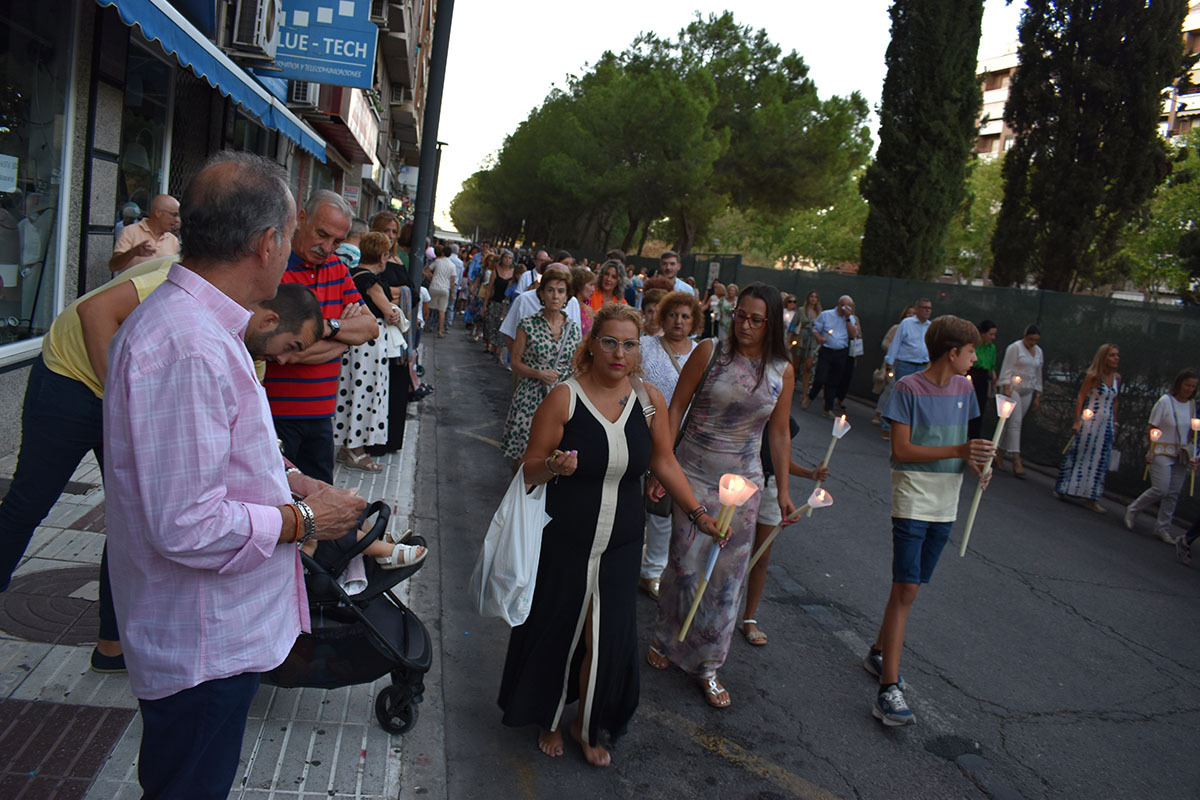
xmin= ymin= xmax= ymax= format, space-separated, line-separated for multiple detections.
xmin=628 ymin=376 xmax=655 ymax=426
xmin=674 ymin=338 xmax=720 ymax=450
xmin=658 ymin=335 xmax=686 ymax=376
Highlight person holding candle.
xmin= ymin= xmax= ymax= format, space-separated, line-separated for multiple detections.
xmin=741 ymin=416 xmax=829 ymax=646
xmin=1053 ymin=344 xmax=1121 ymax=513
xmin=873 ymin=305 xmax=918 ymax=432
xmin=790 ymin=291 xmax=822 ymax=394
xmin=1124 ymin=368 xmax=1197 ymax=540
xmin=498 ymin=304 xmax=719 ymax=767
xmin=994 ymin=325 xmax=1044 ymax=477
xmin=646 ymin=282 xmax=796 ymax=708
xmin=865 ymin=315 xmax=994 ymax=726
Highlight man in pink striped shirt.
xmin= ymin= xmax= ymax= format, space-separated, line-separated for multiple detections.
xmin=103 ymin=152 xmax=366 ymax=799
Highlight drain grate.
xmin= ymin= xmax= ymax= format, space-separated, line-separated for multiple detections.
xmin=0 ymin=567 xmax=102 ymax=646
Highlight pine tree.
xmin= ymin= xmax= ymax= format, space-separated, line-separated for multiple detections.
xmin=859 ymin=0 xmax=985 ymax=279
xmin=990 ymin=0 xmax=1189 ymax=290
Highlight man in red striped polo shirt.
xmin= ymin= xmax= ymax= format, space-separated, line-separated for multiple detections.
xmin=265 ymin=190 xmax=379 ymax=482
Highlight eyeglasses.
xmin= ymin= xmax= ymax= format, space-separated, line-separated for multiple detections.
xmin=596 ymin=337 xmax=640 ymax=353
xmin=732 ymin=310 xmax=767 ymax=329
xmin=917 ymin=305 xmax=932 ymax=311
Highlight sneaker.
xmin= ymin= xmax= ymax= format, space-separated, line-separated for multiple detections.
xmin=1176 ymin=536 xmax=1192 ymax=565
xmin=873 ymin=684 xmax=915 ymax=726
xmin=90 ymin=648 xmax=126 ymax=674
xmin=862 ymin=649 xmax=905 ymax=689
xmin=1123 ymin=506 xmax=1135 ymax=531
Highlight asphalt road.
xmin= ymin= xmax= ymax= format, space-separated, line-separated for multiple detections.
xmin=402 ymin=328 xmax=1200 ymax=800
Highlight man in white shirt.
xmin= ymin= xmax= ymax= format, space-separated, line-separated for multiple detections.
xmin=659 ymin=250 xmax=695 ymax=296
xmin=427 ymin=247 xmax=456 ymax=337
xmin=515 ymin=249 xmax=550 ymax=293
xmin=447 ymin=243 xmax=464 ymax=328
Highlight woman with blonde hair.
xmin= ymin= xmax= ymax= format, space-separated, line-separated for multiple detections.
xmin=1054 ymin=343 xmax=1121 ymax=512
xmin=498 ymin=303 xmax=719 ymax=767
xmin=588 ymin=260 xmax=628 ymax=310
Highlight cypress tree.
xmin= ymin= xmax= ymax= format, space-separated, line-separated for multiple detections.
xmin=859 ymin=0 xmax=985 ymax=279
xmin=990 ymin=0 xmax=1188 ymax=290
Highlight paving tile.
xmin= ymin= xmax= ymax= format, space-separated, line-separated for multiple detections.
xmin=0 ymin=640 xmax=53 ymax=698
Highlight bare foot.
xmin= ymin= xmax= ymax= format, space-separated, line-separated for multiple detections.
xmin=569 ymin=720 xmax=611 ymax=767
xmin=537 ymin=728 xmax=563 ymax=757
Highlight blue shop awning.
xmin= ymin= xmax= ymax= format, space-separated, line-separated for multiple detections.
xmin=97 ymin=0 xmax=326 ymax=161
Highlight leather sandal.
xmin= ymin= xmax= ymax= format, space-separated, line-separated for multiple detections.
xmin=646 ymin=642 xmax=669 ymax=670
xmin=338 ymin=448 xmax=383 ymax=473
xmin=699 ymin=674 xmax=731 ymax=708
xmin=741 ymin=619 xmax=767 ymax=646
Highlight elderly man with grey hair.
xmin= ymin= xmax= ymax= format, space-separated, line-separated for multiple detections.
xmin=806 ymin=294 xmax=860 ymax=418
xmin=264 ymin=189 xmax=379 ymax=482
xmin=103 ymin=152 xmax=366 ymax=798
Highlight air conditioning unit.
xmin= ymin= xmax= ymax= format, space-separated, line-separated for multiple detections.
xmin=289 ymin=81 xmax=321 ymax=108
xmin=370 ymin=0 xmax=389 ymax=24
xmin=231 ymin=0 xmax=283 ymax=59
xmin=390 ymin=85 xmax=408 ymax=105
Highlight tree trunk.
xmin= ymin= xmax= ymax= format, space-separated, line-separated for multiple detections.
xmin=636 ymin=222 xmax=650 ymax=256
xmin=674 ymin=216 xmax=698 ymax=255
xmin=620 ymin=212 xmax=639 ymax=253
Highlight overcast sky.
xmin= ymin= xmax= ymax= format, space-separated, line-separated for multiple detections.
xmin=432 ymin=1 xmax=1025 ymax=229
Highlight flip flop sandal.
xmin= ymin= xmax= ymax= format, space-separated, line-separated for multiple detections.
xmin=700 ymin=675 xmax=731 ymax=708
xmin=741 ymin=619 xmax=768 ymax=646
xmin=646 ymin=642 xmax=670 ymax=670
xmin=375 ymin=542 xmax=427 ymax=569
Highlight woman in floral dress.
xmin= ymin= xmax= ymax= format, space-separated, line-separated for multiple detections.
xmin=647 ymin=282 xmax=796 ymax=709
xmin=500 ymin=266 xmax=581 ymax=462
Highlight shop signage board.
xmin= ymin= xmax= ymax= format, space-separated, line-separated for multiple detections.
xmin=275 ymin=0 xmax=378 ymax=89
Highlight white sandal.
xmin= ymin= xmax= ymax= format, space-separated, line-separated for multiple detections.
xmin=375 ymin=542 xmax=427 ymax=569
xmin=383 ymin=527 xmax=413 ymax=545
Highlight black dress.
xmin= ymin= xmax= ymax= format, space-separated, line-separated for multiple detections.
xmin=370 ymin=259 xmax=413 ymax=455
xmin=498 ymin=379 xmax=652 ymax=745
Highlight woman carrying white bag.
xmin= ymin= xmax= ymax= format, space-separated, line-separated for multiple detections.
xmin=494 ymin=304 xmax=721 ymax=768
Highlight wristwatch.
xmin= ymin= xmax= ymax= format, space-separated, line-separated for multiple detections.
xmin=325 ymin=318 xmax=341 ymax=340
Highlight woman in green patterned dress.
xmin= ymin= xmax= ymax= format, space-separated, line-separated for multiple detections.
xmin=501 ymin=266 xmax=582 ymax=463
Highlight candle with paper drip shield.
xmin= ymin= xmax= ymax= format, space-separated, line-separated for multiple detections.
xmin=959 ymin=394 xmax=1016 ymax=557
xmin=1144 ymin=427 xmax=1163 ymax=480
xmin=808 ymin=415 xmax=850 ymax=516
xmin=748 ymin=487 xmax=834 ymax=570
xmin=677 ymin=474 xmax=758 ymax=641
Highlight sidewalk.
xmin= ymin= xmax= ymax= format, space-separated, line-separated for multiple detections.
xmin=0 ymin=407 xmax=424 ymax=799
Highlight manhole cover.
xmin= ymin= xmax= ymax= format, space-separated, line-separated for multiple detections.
xmin=0 ymin=566 xmax=102 ymax=645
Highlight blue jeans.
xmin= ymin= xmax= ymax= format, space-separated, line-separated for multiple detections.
xmin=881 ymin=360 xmax=928 ymax=431
xmin=138 ymin=672 xmax=261 ymax=799
xmin=0 ymin=358 xmax=119 ymax=640
xmin=891 ymin=517 xmax=952 ymax=584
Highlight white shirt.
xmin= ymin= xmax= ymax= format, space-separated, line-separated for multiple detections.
xmin=640 ymin=334 xmax=698 ymax=405
xmin=671 ymin=276 xmax=696 ymax=296
xmin=516 ymin=269 xmax=538 ymax=293
xmin=500 ymin=288 xmax=581 ymax=341
xmin=418 ymin=286 xmax=431 ymax=327
xmin=429 ymin=257 xmax=456 ymax=293
xmin=998 ymin=341 xmax=1044 ymax=393
xmin=449 ymin=254 xmax=465 ymax=290
xmin=1149 ymin=393 xmax=1196 ymax=449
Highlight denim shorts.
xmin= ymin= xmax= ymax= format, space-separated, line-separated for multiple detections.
xmin=891 ymin=517 xmax=953 ymax=584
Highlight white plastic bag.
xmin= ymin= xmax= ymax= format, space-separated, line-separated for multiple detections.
xmin=469 ymin=465 xmax=551 ymax=626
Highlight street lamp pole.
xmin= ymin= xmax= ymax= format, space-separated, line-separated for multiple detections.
xmin=408 ymin=0 xmax=455 ymax=289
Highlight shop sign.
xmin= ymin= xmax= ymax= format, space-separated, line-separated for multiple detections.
xmin=274 ymin=0 xmax=378 ymax=89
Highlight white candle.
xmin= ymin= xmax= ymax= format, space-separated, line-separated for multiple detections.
xmin=960 ymin=395 xmax=1016 ymax=557
xmin=749 ymin=488 xmax=834 ymax=570
xmin=809 ymin=416 xmax=850 ymax=517
xmin=679 ymin=475 xmax=758 ymax=641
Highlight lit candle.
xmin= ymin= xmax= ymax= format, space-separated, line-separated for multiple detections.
xmin=1146 ymin=428 xmax=1162 ymax=481
xmin=1013 ymin=375 xmax=1022 ymax=386
xmin=1082 ymin=408 xmax=1094 ymax=421
xmin=678 ymin=474 xmax=758 ymax=641
xmin=960 ymin=395 xmax=1016 ymax=557
xmin=748 ymin=488 xmax=834 ymax=570
xmin=808 ymin=415 xmax=850 ymax=517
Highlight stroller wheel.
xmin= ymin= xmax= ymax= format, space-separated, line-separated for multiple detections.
xmin=376 ymin=686 xmax=418 ymax=734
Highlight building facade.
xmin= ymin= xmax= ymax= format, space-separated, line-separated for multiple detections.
xmin=0 ymin=0 xmax=436 ymax=455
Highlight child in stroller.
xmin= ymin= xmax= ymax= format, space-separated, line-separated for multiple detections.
xmin=265 ymin=501 xmax=433 ymax=734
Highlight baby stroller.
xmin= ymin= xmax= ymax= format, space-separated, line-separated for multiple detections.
xmin=263 ymin=501 xmax=432 ymax=734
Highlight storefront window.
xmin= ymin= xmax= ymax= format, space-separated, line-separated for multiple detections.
xmin=233 ymin=112 xmax=278 ymax=158
xmin=0 ymin=0 xmax=73 ymax=343
xmin=115 ymin=46 xmax=172 ymax=238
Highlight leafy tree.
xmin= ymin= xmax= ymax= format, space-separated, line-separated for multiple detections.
xmin=1119 ymin=131 xmax=1200 ymax=300
xmin=782 ymin=174 xmax=869 ymax=271
xmin=859 ymin=0 xmax=986 ymax=280
xmin=990 ymin=0 xmax=1189 ymax=290
xmin=943 ymin=155 xmax=1006 ymax=283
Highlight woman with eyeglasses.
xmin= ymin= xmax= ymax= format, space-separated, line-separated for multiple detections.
xmin=647 ymin=282 xmax=797 ymax=709
xmin=499 ymin=304 xmax=719 ymax=767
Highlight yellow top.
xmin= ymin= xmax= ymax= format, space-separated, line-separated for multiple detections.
xmin=41 ymin=256 xmax=176 ymax=398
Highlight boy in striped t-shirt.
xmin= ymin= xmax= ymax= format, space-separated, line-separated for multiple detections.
xmin=865 ymin=316 xmax=995 ymax=726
